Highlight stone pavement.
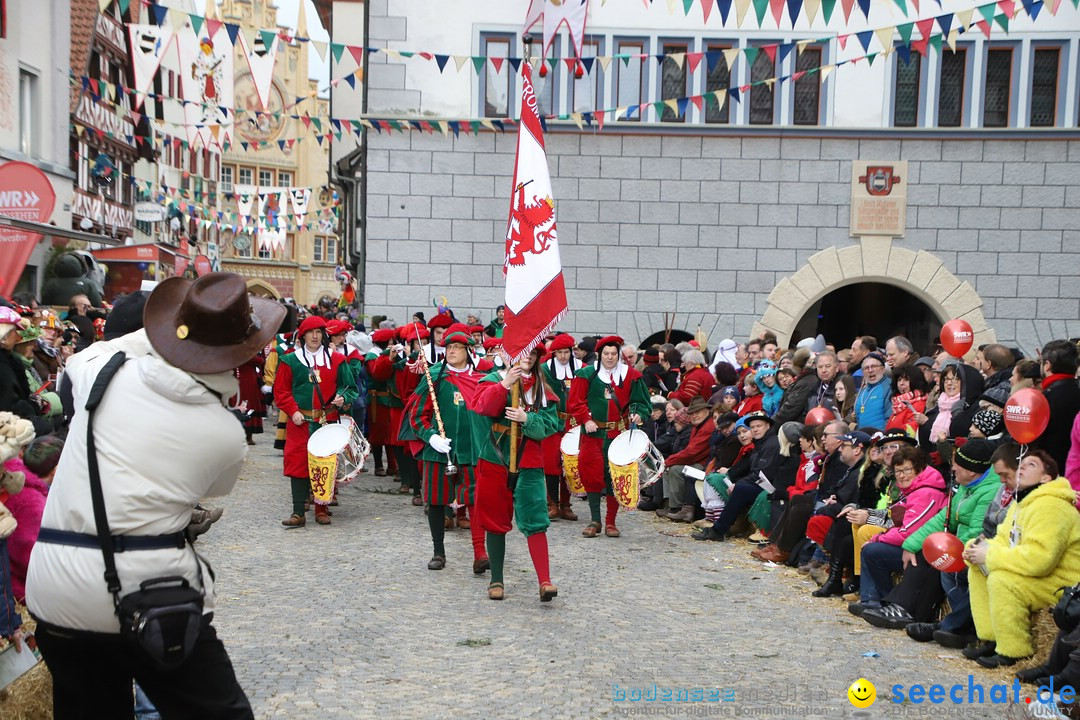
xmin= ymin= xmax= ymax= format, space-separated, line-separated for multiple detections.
xmin=200 ymin=438 xmax=1025 ymax=719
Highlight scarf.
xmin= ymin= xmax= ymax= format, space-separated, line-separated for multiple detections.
xmin=1042 ymin=373 xmax=1074 ymax=391
xmin=929 ymin=391 xmax=960 ymax=442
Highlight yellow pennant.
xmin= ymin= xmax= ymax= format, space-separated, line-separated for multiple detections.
xmin=735 ymin=0 xmax=753 ymax=26
xmin=946 ymin=29 xmax=959 ymax=53
xmin=804 ymin=0 xmax=821 ymax=25
xmin=956 ymin=9 xmax=974 ymax=28
xmin=875 ymin=27 xmax=894 ymax=51
xmin=670 ymin=52 xmax=686 ymax=70
xmin=723 ymin=48 xmax=741 ymax=70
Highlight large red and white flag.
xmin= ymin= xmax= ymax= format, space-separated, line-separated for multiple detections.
xmin=501 ymin=62 xmax=568 ymax=363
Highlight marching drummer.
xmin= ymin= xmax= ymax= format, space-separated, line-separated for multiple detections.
xmin=568 ymin=335 xmax=652 ymax=538
xmin=274 ymin=316 xmax=357 ymax=528
xmin=539 ymin=333 xmax=581 ymax=521
xmin=407 ymin=323 xmax=488 ymax=573
xmin=472 ymin=345 xmax=561 ymax=602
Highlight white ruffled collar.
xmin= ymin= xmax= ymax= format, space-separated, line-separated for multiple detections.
xmin=596 ymin=360 xmax=628 ymax=385
xmin=295 ymin=346 xmax=332 ymax=369
xmin=548 ymin=357 xmax=578 ymax=381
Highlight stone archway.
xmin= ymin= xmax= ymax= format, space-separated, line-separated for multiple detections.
xmin=246 ymin=279 xmax=281 ymax=299
xmin=751 ymin=238 xmax=996 ymax=352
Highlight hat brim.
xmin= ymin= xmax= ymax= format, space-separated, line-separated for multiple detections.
xmin=746 ymin=414 xmax=775 ymax=426
xmin=144 ymin=277 xmax=286 ymax=375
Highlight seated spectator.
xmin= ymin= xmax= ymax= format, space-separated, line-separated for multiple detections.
xmin=735 ymin=374 xmax=763 ymax=416
xmin=833 ymin=374 xmax=856 ymax=428
xmin=700 ymin=418 xmax=754 ymax=526
xmin=753 ymin=424 xmax=825 ymax=563
xmin=4 ymin=434 xmax=63 ymax=600
xmin=969 ymin=409 xmax=1005 ymax=442
xmin=887 ymin=365 xmax=929 ymax=436
xmin=852 ymin=445 xmax=947 ymax=617
xmin=773 ymin=348 xmax=816 ymax=424
xmin=980 ymin=343 xmax=1017 ymax=393
xmin=641 ymin=348 xmax=675 ymax=397
xmin=710 ymin=385 xmax=740 ymax=414
xmin=0 ymin=309 xmax=51 ymax=436
xmin=963 ymin=449 xmax=1080 ymax=668
xmin=777 ymin=367 xmax=796 ymax=391
xmin=1011 ymin=359 xmax=1041 ymax=393
xmin=755 ymin=362 xmax=784 ymax=417
xmin=707 ymin=410 xmax=742 ymax=472
xmin=712 ymin=361 xmax=740 ymax=395
xmin=641 ymin=395 xmax=668 ymax=446
xmin=654 ymin=399 xmax=686 ymax=458
xmin=1035 ymin=340 xmax=1080 ymax=472
xmin=900 ymin=440 xmax=1008 ymax=646
xmin=854 ymin=352 xmax=893 ymax=429
xmin=692 ymin=411 xmax=779 ymax=542
xmin=657 ymin=398 xmax=716 ymax=522
xmin=915 ymin=362 xmax=984 ymax=471
xmin=669 ymin=350 xmax=715 ymax=406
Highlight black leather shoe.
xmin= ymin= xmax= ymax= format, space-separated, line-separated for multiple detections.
xmin=1016 ymin=666 xmax=1052 ymax=684
xmin=637 ymin=499 xmax=659 ymax=512
xmin=692 ymin=528 xmax=724 ymax=541
xmin=934 ymin=628 xmax=978 ymax=649
xmin=976 ymin=653 xmax=1026 ymax=669
xmin=427 ymin=555 xmax=446 ymax=570
xmin=962 ymin=641 xmax=996 ymax=660
xmin=905 ymin=622 xmax=939 ymax=642
xmin=848 ymin=602 xmax=875 ymax=617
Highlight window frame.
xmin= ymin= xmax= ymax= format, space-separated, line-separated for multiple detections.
xmin=981 ymin=43 xmax=1018 ymax=128
xmin=238 ymin=166 xmax=254 ymax=186
xmin=935 ymin=44 xmax=974 ymax=128
xmin=703 ymin=42 xmax=733 ymax=125
xmin=326 ymin=236 xmax=337 ymax=265
xmin=658 ymin=39 xmax=691 ymax=123
xmin=312 ymin=235 xmax=323 ymax=263
xmin=18 ymin=67 xmax=38 ymax=157
xmin=891 ymin=45 xmax=925 ymax=128
xmin=479 ymin=32 xmax=515 ymax=119
xmin=1029 ymin=44 xmax=1066 ymax=128
xmin=792 ymin=45 xmax=824 ymax=126
xmin=570 ymin=36 xmax=604 ymax=116
xmin=747 ymin=42 xmax=779 ymax=126
xmin=614 ymin=37 xmax=648 ymax=122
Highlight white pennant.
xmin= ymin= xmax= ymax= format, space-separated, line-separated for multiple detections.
xmin=128 ymin=24 xmax=175 ymax=111
xmin=239 ymin=29 xmax=281 ymax=111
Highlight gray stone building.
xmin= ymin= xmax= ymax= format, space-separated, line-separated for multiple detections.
xmin=351 ymin=0 xmax=1080 ymax=355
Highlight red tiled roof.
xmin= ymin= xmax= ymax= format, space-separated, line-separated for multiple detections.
xmin=69 ymin=0 xmax=140 ymax=112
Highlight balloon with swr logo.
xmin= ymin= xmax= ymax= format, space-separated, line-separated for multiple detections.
xmin=940 ymin=319 xmax=974 ymax=358
xmin=1004 ymin=388 xmax=1050 ymax=445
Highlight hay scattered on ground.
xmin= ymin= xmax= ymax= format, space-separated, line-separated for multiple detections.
xmin=0 ymin=608 xmax=52 ymax=720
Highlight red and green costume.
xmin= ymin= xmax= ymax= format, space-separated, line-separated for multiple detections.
xmin=273 ymin=345 xmax=357 ymax=518
xmin=408 ymin=359 xmax=487 ymax=565
xmin=540 ymin=352 xmax=583 ymax=513
xmin=568 ymin=361 xmax=651 ymax=528
xmin=472 ymin=369 xmax=560 ymax=598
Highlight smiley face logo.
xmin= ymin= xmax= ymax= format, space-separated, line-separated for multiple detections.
xmin=848 ymin=678 xmax=876 ymax=708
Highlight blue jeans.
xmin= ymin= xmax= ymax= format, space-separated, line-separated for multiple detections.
xmin=939 ymin=569 xmax=973 ymax=633
xmin=860 ymin=541 xmax=904 ymax=606
xmin=134 ymin=683 xmax=162 ymax=720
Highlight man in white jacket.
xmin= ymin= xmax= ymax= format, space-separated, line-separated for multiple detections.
xmin=26 ymin=272 xmax=284 ymax=720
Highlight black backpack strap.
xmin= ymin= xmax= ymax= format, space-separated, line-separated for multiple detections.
xmin=85 ymin=353 xmax=129 ymax=602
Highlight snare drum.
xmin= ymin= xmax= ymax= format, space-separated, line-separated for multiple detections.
xmin=307 ymin=420 xmax=371 ymax=504
xmin=560 ymin=426 xmax=584 ymax=494
xmin=606 ymin=429 xmax=666 ymax=509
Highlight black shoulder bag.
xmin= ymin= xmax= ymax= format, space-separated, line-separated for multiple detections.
xmin=1053 ymin=583 xmax=1080 ymax=632
xmin=86 ymin=353 xmax=206 ymax=670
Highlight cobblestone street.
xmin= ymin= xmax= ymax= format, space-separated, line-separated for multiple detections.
xmin=200 ymin=439 xmax=1015 ymax=719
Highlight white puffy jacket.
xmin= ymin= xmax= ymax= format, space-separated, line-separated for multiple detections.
xmin=26 ymin=330 xmax=245 ymax=633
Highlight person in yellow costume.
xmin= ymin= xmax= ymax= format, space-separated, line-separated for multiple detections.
xmin=963 ymin=448 xmax=1080 ymax=669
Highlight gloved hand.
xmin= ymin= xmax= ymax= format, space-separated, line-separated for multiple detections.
xmin=429 ymin=435 xmax=452 ymax=454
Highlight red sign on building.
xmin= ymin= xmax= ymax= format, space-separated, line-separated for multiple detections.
xmin=0 ymin=162 xmax=57 ymax=294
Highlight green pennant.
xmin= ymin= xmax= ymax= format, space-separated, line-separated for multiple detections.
xmin=547 ymin=57 xmax=558 ymax=71
xmin=260 ymin=30 xmax=278 ymax=53
xmin=866 ymin=52 xmax=878 ymax=66
xmin=683 ymin=0 xmax=695 ymax=13
xmin=331 ymin=43 xmax=345 ymax=63
xmin=977 ymin=3 xmax=995 ymax=23
xmin=619 ymin=54 xmax=632 ymax=66
xmin=743 ymin=46 xmax=759 ymax=67
xmin=472 ymin=56 xmax=485 ymax=75
xmin=822 ymin=0 xmax=837 ymax=23
xmin=189 ymin=14 xmax=204 ymax=36
xmin=399 ymin=51 xmax=414 ymax=58
xmin=704 ymin=91 xmax=719 ymax=108
xmin=469 ymin=121 xmax=482 ymax=135
xmin=929 ymin=34 xmax=944 ymax=53
xmin=752 ymin=0 xmax=770 ymax=25
xmin=118 ymin=0 xmax=130 ymax=14
xmin=891 ymin=0 xmax=906 ymax=13
xmin=897 ymin=22 xmax=914 ymax=44
xmin=652 ymin=100 xmax=666 ymax=115
xmin=994 ymin=13 xmax=1009 ymax=31
xmin=311 ymin=117 xmax=321 ymax=132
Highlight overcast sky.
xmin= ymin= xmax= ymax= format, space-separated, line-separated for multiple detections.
xmin=271 ymin=0 xmax=330 ymax=85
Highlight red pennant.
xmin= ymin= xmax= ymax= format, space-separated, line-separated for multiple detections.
xmin=491 ymin=57 xmax=504 ymax=73
xmin=769 ymin=0 xmax=786 ymax=23
xmin=911 ymin=0 xmax=919 ymax=10
xmin=791 ymin=70 xmax=806 ymax=82
xmin=838 ymin=35 xmax=849 ymax=51
xmin=762 ymin=45 xmax=777 ymax=63
xmin=205 ymin=19 xmax=223 ymax=39
xmin=841 ymin=0 xmax=856 ymax=21
xmin=916 ymin=18 xmax=935 ymax=40
xmin=595 ymin=110 xmax=604 ymax=132
xmin=911 ymin=36 xmax=929 ymax=56
xmin=976 ymin=20 xmax=992 ymax=38
xmin=687 ymin=52 xmax=704 ymax=73
xmin=300 ymin=116 xmax=312 ymax=129
xmin=348 ymin=45 xmax=365 ymax=67
xmin=690 ymin=95 xmax=704 ymax=112
xmin=998 ymin=0 xmax=1015 ymax=18
xmin=418 ymin=52 xmax=433 ymax=60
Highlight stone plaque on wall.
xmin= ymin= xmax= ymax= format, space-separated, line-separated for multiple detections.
xmin=850 ymin=160 xmax=908 ymax=237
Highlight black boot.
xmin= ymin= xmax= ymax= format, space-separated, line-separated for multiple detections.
xmin=812 ymin=557 xmax=845 ymax=598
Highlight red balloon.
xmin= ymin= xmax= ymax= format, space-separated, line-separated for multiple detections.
xmin=1004 ymin=388 xmax=1051 ymax=445
xmin=923 ymin=531 xmax=967 ymax=573
xmin=940 ymin=319 xmax=974 ymax=357
xmin=805 ymin=406 xmax=836 ymax=426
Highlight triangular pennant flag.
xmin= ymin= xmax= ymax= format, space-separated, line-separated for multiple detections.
xmin=838 ymin=34 xmax=849 ymax=51
xmin=690 ymin=95 xmax=704 ymax=112
xmin=435 ymin=54 xmax=450 ymax=72
xmin=752 ymin=0 xmax=770 ymax=23
xmin=778 ymin=43 xmax=794 ymax=65
xmin=204 ymin=19 xmax=222 ymax=39
xmin=472 ymin=56 xmax=486 ymax=74
xmin=840 ymin=0 xmax=855 ymax=22
xmin=728 ymin=86 xmax=741 ymax=103
xmin=189 ymin=14 xmax=204 ymax=36
xmin=856 ymin=0 xmax=870 ymax=18
xmin=152 ymin=4 xmax=168 ymax=25
xmin=683 ymin=0 xmax=695 ymax=13
xmin=820 ymin=64 xmax=834 ymax=81
xmin=929 ymin=34 xmax=943 ymax=54
xmin=916 ymin=18 xmax=935 ymax=40
xmin=723 ymin=47 xmax=741 ymax=69
xmin=946 ymin=28 xmax=959 ymax=52
xmin=312 ymin=40 xmax=328 ymax=61
xmin=671 ymin=53 xmax=686 ymax=70
xmin=225 ymin=23 xmax=240 ymax=46
xmin=804 ymin=0 xmax=820 ymax=23
xmin=975 ymin=19 xmax=992 ymax=37
xmin=762 ymin=45 xmax=777 ymax=63
xmin=995 ymin=12 xmax=1009 ymax=30
xmin=956 ymin=9 xmax=973 ymax=28
xmin=998 ymin=0 xmax=1016 ymax=19
xmin=1021 ymin=0 xmax=1041 ymax=19
xmin=937 ymin=13 xmax=953 ymax=35
xmin=331 ymin=43 xmax=345 ymax=63
xmin=769 ymin=0 xmax=786 ymax=23
xmin=875 ymin=27 xmax=893 ymax=50
xmin=348 ymin=45 xmax=366 ymax=67
xmin=598 ymin=56 xmax=611 ymax=72
xmin=978 ymin=3 xmax=996 ymax=23
xmin=787 ymin=0 xmax=805 ymax=22
xmin=454 ymin=55 xmax=469 ymax=72
xmin=822 ymin=0 xmax=837 ymax=22
xmin=735 ymin=0 xmax=754 ymax=25
xmin=892 ymin=0 xmax=907 ymax=13
xmin=509 ymin=57 xmax=523 ymax=72
xmin=701 ymin=0 xmax=717 ymax=21
xmin=897 ymin=21 xmax=914 ymax=43
xmin=687 ymin=52 xmax=704 ymax=73
xmin=718 ymin=0 xmax=734 ymax=23
xmin=491 ymin=56 xmax=505 ymax=73
xmin=743 ymin=46 xmax=759 ymax=67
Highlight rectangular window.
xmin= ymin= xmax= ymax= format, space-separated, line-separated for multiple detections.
xmin=220 ymin=165 xmax=233 ymax=193
xmin=326 ymin=236 xmax=337 ymax=264
xmin=983 ymin=48 xmax=1012 ymax=128
xmin=938 ymin=48 xmax=966 ymax=127
xmin=257 ymin=237 xmax=271 ymax=260
xmin=258 ymin=169 xmax=273 ymax=187
xmin=704 ymin=44 xmax=731 ymax=124
xmin=793 ymin=47 xmax=822 ymax=126
xmin=571 ymin=39 xmax=601 ymax=114
xmin=660 ymin=42 xmax=688 ymax=122
xmin=749 ymin=48 xmax=775 ymax=125
xmin=893 ymin=51 xmax=921 ymax=127
xmin=534 ymin=42 xmax=559 ymax=118
xmin=18 ymin=69 xmax=37 ymax=156
xmin=277 ymin=171 xmax=292 ymax=187
xmin=238 ymin=166 xmax=253 ymax=186
xmin=312 ymin=236 xmax=323 ymax=263
xmin=616 ymin=40 xmax=644 ymax=121
xmin=1030 ymin=48 xmax=1060 ymax=127
xmin=482 ymin=35 xmax=512 ymax=118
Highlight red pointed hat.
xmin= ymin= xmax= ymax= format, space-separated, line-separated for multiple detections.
xmin=297 ymin=316 xmax=327 ymax=336
xmin=547 ymin=333 xmax=575 ymax=352
xmin=399 ymin=324 xmax=430 ymax=342
xmin=440 ymin=323 xmax=474 ymax=347
xmin=595 ymin=335 xmax=624 ymax=353
xmin=427 ymin=313 xmax=454 ymax=330
xmin=371 ymin=328 xmax=396 ymax=344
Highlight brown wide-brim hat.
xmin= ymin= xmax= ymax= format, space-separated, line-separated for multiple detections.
xmin=144 ymin=272 xmax=286 ymax=375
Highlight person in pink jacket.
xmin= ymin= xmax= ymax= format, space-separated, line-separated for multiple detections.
xmin=856 ymin=445 xmax=947 ymax=611
xmin=1062 ymin=412 xmax=1080 ymax=508
xmin=4 ymin=435 xmax=63 ymax=600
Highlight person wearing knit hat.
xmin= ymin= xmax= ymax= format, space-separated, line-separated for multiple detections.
xmin=472 ymin=344 xmax=561 ymax=601
xmin=969 ymin=409 xmax=1005 ymax=440
xmin=568 ymin=334 xmax=651 ymax=537
xmin=539 ymin=332 xmax=581 ymax=521
xmin=574 ymin=336 xmax=597 ymax=365
xmin=978 ymin=385 xmax=1010 ymax=411
xmin=276 ymin=315 xmax=358 ymax=528
xmin=407 ymin=323 xmax=488 ymax=572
